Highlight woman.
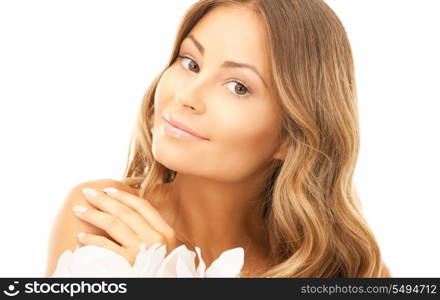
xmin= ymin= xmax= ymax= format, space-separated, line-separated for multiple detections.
xmin=46 ymin=0 xmax=391 ymax=277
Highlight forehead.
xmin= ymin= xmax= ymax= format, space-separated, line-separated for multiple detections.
xmin=182 ymin=5 xmax=268 ymax=77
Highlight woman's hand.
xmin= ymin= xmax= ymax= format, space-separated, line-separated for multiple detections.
xmin=72 ymin=186 xmax=180 ymax=266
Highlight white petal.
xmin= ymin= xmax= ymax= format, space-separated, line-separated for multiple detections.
xmin=156 ymin=244 xmax=196 ymax=277
xmin=195 ymin=247 xmax=206 ymax=277
xmin=51 ymin=250 xmax=73 ymax=277
xmin=175 ymin=249 xmax=198 ymax=277
xmin=205 ymin=247 xmax=244 ymax=278
xmin=66 ymin=245 xmax=132 ymax=277
xmin=131 ymin=243 xmax=167 ymax=277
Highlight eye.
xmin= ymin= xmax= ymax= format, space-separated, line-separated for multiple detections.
xmin=224 ymin=80 xmax=252 ymax=98
xmin=177 ymin=55 xmax=253 ymax=98
xmin=177 ymin=56 xmax=200 ymax=73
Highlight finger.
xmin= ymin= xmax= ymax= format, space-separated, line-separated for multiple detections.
xmin=76 ymin=232 xmax=126 ymax=257
xmin=73 ymin=204 xmax=140 ymax=249
xmin=82 ymin=188 xmax=161 ymax=243
xmin=101 ymin=187 xmax=176 ymax=242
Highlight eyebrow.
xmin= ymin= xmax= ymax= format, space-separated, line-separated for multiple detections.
xmin=185 ymin=34 xmax=267 ymax=87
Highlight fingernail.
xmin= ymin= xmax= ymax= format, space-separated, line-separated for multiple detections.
xmin=102 ymin=187 xmax=118 ymax=194
xmin=82 ymin=188 xmax=98 ymax=197
xmin=139 ymin=242 xmax=147 ymax=252
xmin=77 ymin=232 xmax=86 ymax=239
xmin=73 ymin=205 xmax=87 ymax=213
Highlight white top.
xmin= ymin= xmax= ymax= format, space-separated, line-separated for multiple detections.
xmin=51 ymin=242 xmax=245 ymax=278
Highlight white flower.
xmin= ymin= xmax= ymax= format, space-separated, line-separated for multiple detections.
xmin=51 ymin=243 xmax=244 ymax=278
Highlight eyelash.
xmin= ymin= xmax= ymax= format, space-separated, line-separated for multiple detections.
xmin=176 ymin=55 xmax=253 ymax=98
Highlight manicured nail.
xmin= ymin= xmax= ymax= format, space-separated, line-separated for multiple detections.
xmin=73 ymin=205 xmax=87 ymax=213
xmin=82 ymin=188 xmax=98 ymax=197
xmin=139 ymin=242 xmax=147 ymax=252
xmin=77 ymin=232 xmax=86 ymax=239
xmin=102 ymin=187 xmax=118 ymax=194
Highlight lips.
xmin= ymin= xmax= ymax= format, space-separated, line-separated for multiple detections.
xmin=163 ymin=114 xmax=209 ymax=140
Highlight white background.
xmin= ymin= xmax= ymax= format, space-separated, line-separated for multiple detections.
xmin=0 ymin=0 xmax=438 ymax=277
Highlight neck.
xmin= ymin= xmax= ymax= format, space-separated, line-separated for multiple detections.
xmin=161 ymin=170 xmax=270 ymax=265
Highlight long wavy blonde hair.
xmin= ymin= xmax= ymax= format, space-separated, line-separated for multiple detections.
xmin=120 ymin=0 xmax=390 ymax=277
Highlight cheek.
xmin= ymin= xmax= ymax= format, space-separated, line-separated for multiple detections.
xmin=152 ymin=69 xmax=176 ymax=131
xmin=210 ymin=112 xmax=280 ymax=179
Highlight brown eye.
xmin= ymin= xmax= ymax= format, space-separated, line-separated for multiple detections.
xmin=234 ymin=82 xmax=247 ymax=95
xmin=225 ymin=81 xmax=251 ymax=98
xmin=178 ymin=56 xmax=200 ymax=73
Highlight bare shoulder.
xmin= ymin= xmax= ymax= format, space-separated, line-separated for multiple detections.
xmin=44 ymin=178 xmax=137 ymax=277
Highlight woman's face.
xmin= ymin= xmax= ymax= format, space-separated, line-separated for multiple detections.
xmin=151 ymin=5 xmax=285 ymax=183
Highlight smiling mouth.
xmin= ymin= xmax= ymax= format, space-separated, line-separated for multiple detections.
xmin=162 ymin=114 xmax=209 ymax=141
xmin=163 ymin=120 xmax=209 ymax=141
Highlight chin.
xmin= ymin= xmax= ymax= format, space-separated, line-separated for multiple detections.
xmin=152 ymin=142 xmax=188 ymax=172
xmin=151 ymin=130 xmax=208 ymax=166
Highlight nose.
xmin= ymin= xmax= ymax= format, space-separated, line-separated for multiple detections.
xmin=174 ymin=78 xmax=207 ymax=114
